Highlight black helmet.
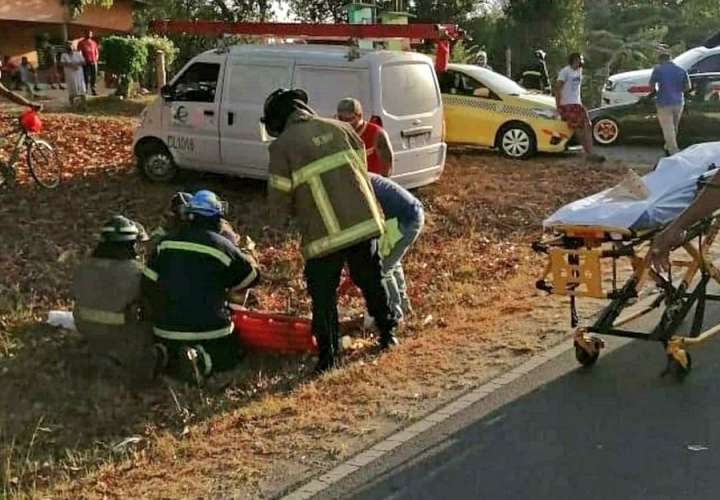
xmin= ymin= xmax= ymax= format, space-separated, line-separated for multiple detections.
xmin=261 ymin=88 xmax=309 ymax=137
xmin=99 ymin=215 xmax=149 ymax=243
xmin=170 ymin=191 xmax=192 ymax=215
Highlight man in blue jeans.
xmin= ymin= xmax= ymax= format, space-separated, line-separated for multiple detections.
xmin=369 ymin=173 xmax=425 ymax=321
xmin=649 ymin=51 xmax=691 ymax=155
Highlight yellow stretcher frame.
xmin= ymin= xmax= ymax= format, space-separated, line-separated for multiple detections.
xmin=533 ymin=216 xmax=720 ymax=380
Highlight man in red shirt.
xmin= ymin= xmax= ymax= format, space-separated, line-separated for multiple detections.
xmin=77 ymin=30 xmax=99 ymax=96
xmin=336 ymin=97 xmax=394 ymax=176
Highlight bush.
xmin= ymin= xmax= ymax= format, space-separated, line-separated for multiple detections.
xmin=139 ymin=36 xmax=179 ymax=89
xmin=100 ymin=36 xmax=148 ymax=97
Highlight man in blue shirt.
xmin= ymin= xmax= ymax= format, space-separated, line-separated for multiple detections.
xmin=649 ymin=51 xmax=691 ymax=155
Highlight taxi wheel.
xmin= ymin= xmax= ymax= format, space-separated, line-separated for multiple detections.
xmin=592 ymin=117 xmax=621 ymax=146
xmin=498 ymin=123 xmax=536 ymax=160
xmin=137 ymin=142 xmax=178 ymax=183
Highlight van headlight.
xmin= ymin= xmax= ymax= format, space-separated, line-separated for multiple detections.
xmin=605 ymin=79 xmax=616 ymax=91
xmin=533 ymin=108 xmax=560 ymax=120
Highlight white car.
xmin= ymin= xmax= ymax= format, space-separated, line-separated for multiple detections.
xmin=601 ymin=46 xmax=720 ymax=107
xmin=134 ymin=44 xmax=446 ymax=189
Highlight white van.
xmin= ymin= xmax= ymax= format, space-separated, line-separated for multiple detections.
xmin=133 ymin=44 xmax=446 ymax=189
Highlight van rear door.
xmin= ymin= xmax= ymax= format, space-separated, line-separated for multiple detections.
xmin=378 ymin=61 xmax=445 ymax=188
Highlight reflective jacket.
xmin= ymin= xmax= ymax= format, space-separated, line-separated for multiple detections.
xmin=71 ymin=257 xmax=152 ymax=364
xmin=142 ymin=221 xmax=259 ymax=342
xmin=268 ymin=110 xmax=385 ymax=260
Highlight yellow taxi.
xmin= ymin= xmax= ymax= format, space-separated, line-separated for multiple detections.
xmin=439 ymin=64 xmax=572 ymax=159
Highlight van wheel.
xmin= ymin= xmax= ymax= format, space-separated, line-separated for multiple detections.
xmin=498 ymin=123 xmax=536 ymax=159
xmin=137 ymin=143 xmax=177 ymax=183
xmin=592 ymin=117 xmax=621 ymax=146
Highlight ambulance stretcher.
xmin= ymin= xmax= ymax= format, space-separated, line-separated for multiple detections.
xmin=534 ymin=143 xmax=720 ymax=380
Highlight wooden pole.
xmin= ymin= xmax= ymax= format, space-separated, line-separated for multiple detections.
xmin=156 ymin=50 xmax=166 ymax=90
xmin=505 ymin=46 xmax=512 ymax=77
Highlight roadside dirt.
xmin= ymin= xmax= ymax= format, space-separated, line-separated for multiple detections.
xmin=0 ymin=110 xmax=629 ymax=499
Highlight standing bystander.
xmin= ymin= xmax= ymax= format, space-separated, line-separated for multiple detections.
xmin=555 ymin=52 xmax=605 ymax=163
xmin=649 ymin=51 xmax=691 ymax=156
xmin=78 ymin=30 xmax=100 ymax=96
xmin=59 ymin=43 xmax=87 ymax=109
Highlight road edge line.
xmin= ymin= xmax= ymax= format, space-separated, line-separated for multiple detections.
xmin=280 ymin=338 xmax=575 ymax=500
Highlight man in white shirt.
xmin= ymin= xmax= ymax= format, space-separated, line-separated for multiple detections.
xmin=555 ymin=52 xmax=604 ymax=163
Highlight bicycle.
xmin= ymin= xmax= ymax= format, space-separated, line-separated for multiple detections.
xmin=0 ymin=110 xmax=61 ymax=189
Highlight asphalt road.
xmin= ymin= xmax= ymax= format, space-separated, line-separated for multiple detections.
xmin=316 ymin=295 xmax=720 ymax=500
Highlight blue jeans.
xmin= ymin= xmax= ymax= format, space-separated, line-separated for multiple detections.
xmin=381 ymin=210 xmax=424 ymax=319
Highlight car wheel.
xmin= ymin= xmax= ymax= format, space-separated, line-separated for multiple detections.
xmin=137 ymin=142 xmax=178 ymax=183
xmin=498 ymin=123 xmax=536 ymax=160
xmin=592 ymin=117 xmax=621 ymax=146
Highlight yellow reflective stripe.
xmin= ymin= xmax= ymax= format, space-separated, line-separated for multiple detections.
xmin=269 ymin=174 xmax=293 ymax=193
xmin=236 ymin=268 xmax=258 ymax=290
xmin=304 ymin=219 xmax=382 ymax=259
xmin=78 ymin=307 xmax=125 ymax=326
xmin=142 ymin=266 xmax=159 ymax=282
xmin=308 ymin=176 xmax=341 ymax=235
xmin=153 ymin=323 xmax=234 ymax=341
xmin=292 ymin=149 xmax=364 ymax=185
xmin=349 ymin=163 xmax=385 ymax=232
xmin=158 ymin=241 xmax=231 ymax=267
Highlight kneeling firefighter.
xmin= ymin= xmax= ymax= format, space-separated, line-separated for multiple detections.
xmin=142 ymin=190 xmax=259 ymax=385
xmin=71 ymin=215 xmax=155 ymax=386
xmin=150 ymin=191 xmax=242 ymax=252
xmin=263 ymin=88 xmax=399 ymax=374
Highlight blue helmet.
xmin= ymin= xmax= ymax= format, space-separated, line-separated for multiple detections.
xmin=187 ymin=190 xmax=227 ymax=217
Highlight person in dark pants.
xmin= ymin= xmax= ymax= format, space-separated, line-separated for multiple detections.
xmin=142 ymin=190 xmax=259 ymax=386
xmin=78 ymin=30 xmax=99 ymax=96
xmin=264 ymin=88 xmax=399 ymax=374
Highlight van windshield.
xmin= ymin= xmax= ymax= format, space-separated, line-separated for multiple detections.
xmin=382 ymin=63 xmax=439 ymax=116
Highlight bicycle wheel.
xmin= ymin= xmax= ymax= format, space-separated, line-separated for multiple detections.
xmin=27 ymin=138 xmax=61 ymax=189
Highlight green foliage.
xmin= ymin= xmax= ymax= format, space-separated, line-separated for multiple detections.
xmin=138 ymin=36 xmax=179 ymax=89
xmin=63 ymin=0 xmax=113 ymax=18
xmin=100 ymin=36 xmax=148 ymax=97
xmin=288 ymin=0 xmax=347 ymax=23
xmin=410 ymin=0 xmax=481 ymax=23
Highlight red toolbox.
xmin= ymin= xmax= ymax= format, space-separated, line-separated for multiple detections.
xmin=231 ymin=305 xmax=317 ymax=354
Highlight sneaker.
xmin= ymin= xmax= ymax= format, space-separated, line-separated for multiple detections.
xmin=378 ymin=333 xmax=400 ymax=351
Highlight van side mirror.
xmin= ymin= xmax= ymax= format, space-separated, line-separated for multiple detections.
xmin=473 ymin=87 xmax=490 ymax=98
xmin=160 ymin=84 xmax=174 ymax=100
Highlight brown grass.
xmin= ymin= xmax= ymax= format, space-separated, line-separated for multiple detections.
xmin=0 ymin=110 xmax=629 ymax=498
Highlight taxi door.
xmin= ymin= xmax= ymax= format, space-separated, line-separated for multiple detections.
xmin=440 ymin=69 xmax=502 ymax=146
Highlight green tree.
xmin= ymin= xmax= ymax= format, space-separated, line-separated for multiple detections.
xmin=501 ymin=0 xmax=585 ymax=76
xmin=410 ymin=0 xmax=481 ymax=23
xmin=63 ymin=0 xmax=113 ymax=18
xmin=288 ymin=0 xmax=347 ymax=23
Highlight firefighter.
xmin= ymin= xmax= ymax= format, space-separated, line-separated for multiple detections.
xmin=263 ymin=88 xmax=399 ymax=373
xmin=71 ymin=215 xmax=155 ymax=386
xmin=142 ymin=190 xmax=259 ymax=386
xmin=150 ymin=192 xmax=241 ymax=250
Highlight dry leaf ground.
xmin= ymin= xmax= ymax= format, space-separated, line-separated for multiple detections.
xmin=0 ymin=104 xmax=628 ymax=498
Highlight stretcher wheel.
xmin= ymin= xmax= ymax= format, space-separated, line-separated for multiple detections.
xmin=665 ymin=351 xmax=692 ymax=381
xmin=574 ymin=340 xmax=600 ymax=367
